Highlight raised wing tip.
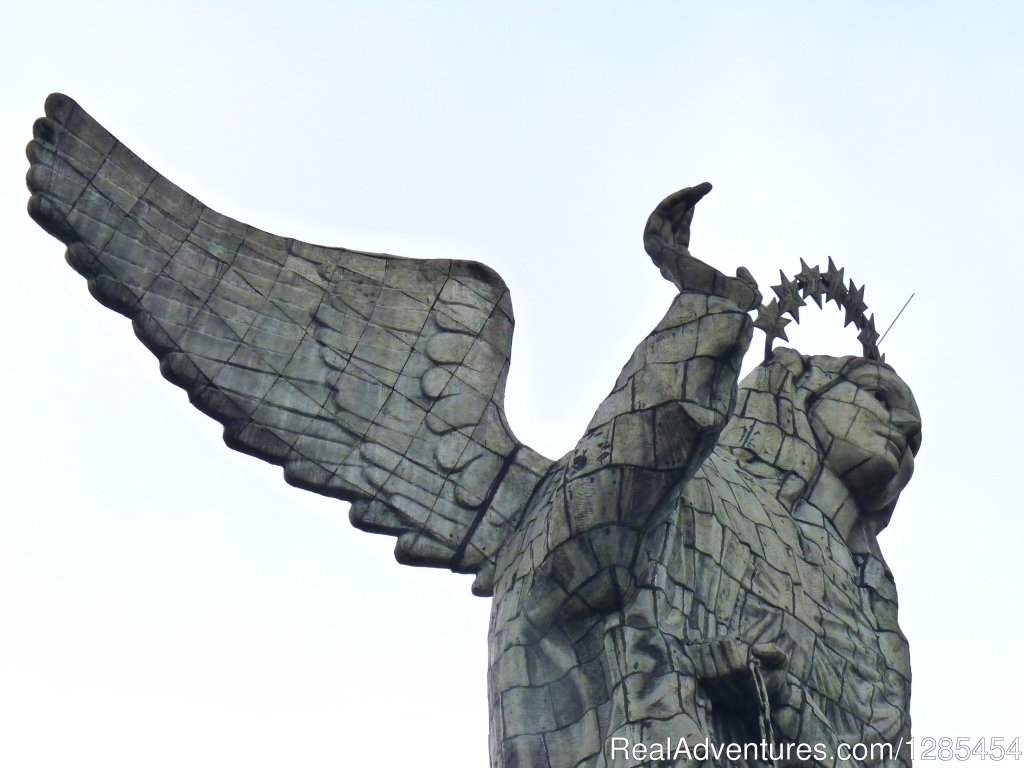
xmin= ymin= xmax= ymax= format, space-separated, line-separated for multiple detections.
xmin=44 ymin=93 xmax=78 ymax=123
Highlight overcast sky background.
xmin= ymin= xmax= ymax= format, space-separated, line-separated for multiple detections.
xmin=2 ymin=2 xmax=1022 ymax=766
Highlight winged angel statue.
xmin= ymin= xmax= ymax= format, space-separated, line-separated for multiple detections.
xmin=27 ymin=94 xmax=922 ymax=767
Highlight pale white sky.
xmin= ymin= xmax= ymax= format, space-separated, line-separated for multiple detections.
xmin=2 ymin=2 xmax=1022 ymax=766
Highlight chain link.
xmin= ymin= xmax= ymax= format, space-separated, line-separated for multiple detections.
xmin=749 ymin=657 xmax=778 ymax=768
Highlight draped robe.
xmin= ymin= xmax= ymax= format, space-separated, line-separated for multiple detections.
xmin=487 ymin=293 xmax=911 ymax=768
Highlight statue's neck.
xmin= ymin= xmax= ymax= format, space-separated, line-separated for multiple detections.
xmin=803 ymin=466 xmax=862 ymax=543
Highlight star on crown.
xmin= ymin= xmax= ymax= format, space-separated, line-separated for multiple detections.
xmin=753 ymin=258 xmax=883 ymax=361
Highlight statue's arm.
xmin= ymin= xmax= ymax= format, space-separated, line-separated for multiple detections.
xmin=564 ymin=183 xmax=758 ymax=533
xmin=521 ymin=187 xmax=758 ymax=624
xmin=563 ymin=290 xmax=753 ymax=532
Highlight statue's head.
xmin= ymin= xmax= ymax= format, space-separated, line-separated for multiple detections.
xmin=806 ymin=357 xmax=921 ymax=515
xmin=722 ymin=349 xmax=921 ymax=528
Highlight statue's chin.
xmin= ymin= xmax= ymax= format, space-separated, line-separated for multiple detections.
xmin=859 ymin=451 xmax=915 ymax=515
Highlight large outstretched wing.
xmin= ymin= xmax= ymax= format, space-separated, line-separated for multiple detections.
xmin=26 ymin=93 xmax=551 ymax=596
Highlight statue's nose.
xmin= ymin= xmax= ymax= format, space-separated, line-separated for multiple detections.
xmin=892 ymin=408 xmax=922 ymax=454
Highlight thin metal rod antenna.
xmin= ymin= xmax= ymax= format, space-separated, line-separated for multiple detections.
xmin=878 ymin=292 xmax=915 ymax=346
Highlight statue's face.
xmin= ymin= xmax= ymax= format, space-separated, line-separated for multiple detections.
xmin=809 ymin=361 xmax=922 ymax=513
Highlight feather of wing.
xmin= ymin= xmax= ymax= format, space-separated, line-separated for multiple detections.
xmin=26 ymin=93 xmax=551 ymax=594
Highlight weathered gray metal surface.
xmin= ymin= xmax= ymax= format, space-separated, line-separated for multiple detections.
xmin=27 ymin=94 xmax=920 ymax=767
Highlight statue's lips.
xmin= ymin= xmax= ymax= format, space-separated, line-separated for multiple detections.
xmin=878 ymin=429 xmax=908 ymax=459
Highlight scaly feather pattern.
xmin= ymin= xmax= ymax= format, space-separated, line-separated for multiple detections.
xmin=27 ymin=93 xmax=550 ymax=595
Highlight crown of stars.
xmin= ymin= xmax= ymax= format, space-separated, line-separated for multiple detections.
xmin=753 ymin=258 xmax=883 ymax=361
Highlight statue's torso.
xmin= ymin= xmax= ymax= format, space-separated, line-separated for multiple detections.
xmin=488 ymin=447 xmax=910 ymax=768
